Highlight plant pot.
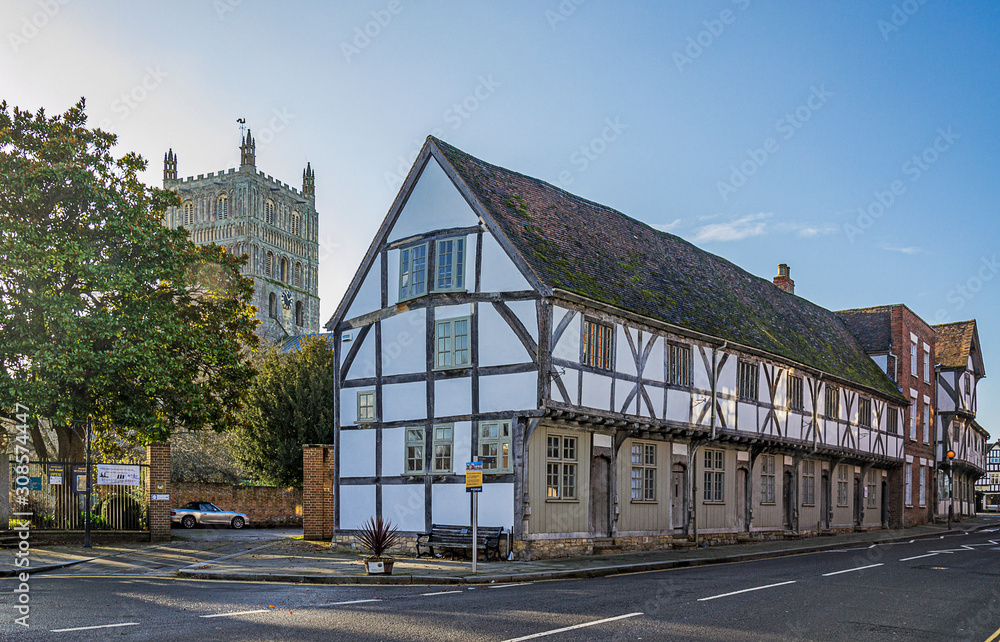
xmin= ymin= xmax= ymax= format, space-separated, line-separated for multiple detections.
xmin=365 ymin=557 xmax=394 ymax=575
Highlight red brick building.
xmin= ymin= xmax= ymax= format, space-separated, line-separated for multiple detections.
xmin=837 ymin=305 xmax=936 ymax=527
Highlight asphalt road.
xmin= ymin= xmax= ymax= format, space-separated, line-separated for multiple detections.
xmin=2 ymin=528 xmax=999 ymax=641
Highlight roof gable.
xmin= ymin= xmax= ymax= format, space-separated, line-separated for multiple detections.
xmin=933 ymin=320 xmax=984 ymax=375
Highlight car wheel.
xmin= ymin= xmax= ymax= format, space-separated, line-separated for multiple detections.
xmin=181 ymin=515 xmax=196 ymax=529
xmin=231 ymin=516 xmax=245 ymax=529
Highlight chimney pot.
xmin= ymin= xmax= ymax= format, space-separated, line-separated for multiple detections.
xmin=773 ymin=264 xmax=795 ymax=294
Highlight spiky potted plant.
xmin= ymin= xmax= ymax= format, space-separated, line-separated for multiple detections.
xmin=357 ymin=516 xmax=401 ymax=575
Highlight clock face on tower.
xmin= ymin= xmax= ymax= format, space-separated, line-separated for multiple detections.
xmin=281 ymin=291 xmax=292 ymax=310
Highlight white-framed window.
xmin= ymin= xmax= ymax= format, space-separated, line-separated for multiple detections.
xmin=479 ymin=421 xmax=511 ymax=473
xmin=866 ymin=470 xmax=878 ymax=509
xmin=760 ymin=455 xmax=776 ymax=504
xmin=825 ymin=385 xmax=840 ymax=420
xmin=405 ymin=427 xmax=424 ymax=474
xmin=905 ymin=463 xmax=913 ymax=506
xmin=399 ymin=243 xmax=427 ymax=300
xmin=923 ymin=345 xmax=930 ymax=383
xmin=737 ymin=361 xmax=759 ymax=401
xmin=887 ymin=407 xmax=899 ymax=435
xmin=582 ymin=319 xmax=613 ymax=370
xmin=918 ymin=464 xmax=927 ymax=506
xmin=703 ymin=449 xmax=724 ymax=503
xmin=837 ymin=464 xmax=849 ymax=506
xmin=357 ymin=390 xmax=375 ymax=423
xmin=434 ymin=237 xmax=466 ymax=292
xmin=801 ymin=460 xmax=816 ymax=506
xmin=545 ymin=434 xmax=577 ymax=500
xmin=435 ymin=316 xmax=470 ymax=370
xmin=909 ymin=395 xmax=918 ymax=440
xmin=788 ymin=375 xmax=804 ymax=411
xmin=630 ymin=442 xmax=656 ymax=502
xmin=432 ymin=424 xmax=453 ymax=473
xmin=910 ymin=340 xmax=918 ymax=377
xmin=217 ymin=194 xmax=228 ymax=219
xmin=667 ymin=343 xmax=692 ymax=386
xmin=858 ymin=397 xmax=872 ymax=428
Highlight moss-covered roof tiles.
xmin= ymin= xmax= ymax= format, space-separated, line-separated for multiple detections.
xmin=432 ymin=137 xmax=903 ymax=401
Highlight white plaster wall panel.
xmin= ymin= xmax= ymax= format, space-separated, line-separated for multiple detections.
xmin=666 ymin=389 xmax=690 ymax=423
xmin=344 ymin=265 xmax=382 ymax=322
xmin=615 ymin=382 xmax=637 ymax=416
xmin=937 ymin=377 xmax=956 ymax=412
xmin=581 ymin=372 xmax=613 ymax=411
xmin=436 ymin=377 xmax=472 ymax=419
xmin=340 ymin=485 xmax=376 ymax=530
xmin=803 ymin=380 xmax=815 ymax=414
xmin=452 ymin=421 xmax=473 ymax=471
xmin=382 ymin=382 xmax=428 ymax=423
xmin=737 ymin=403 xmax=756 ymax=432
xmin=479 ymin=233 xmax=533 ymax=292
xmin=616 ymin=326 xmax=638 ymax=377
xmin=641 ymin=385 xmax=662 ymax=419
xmin=506 ymin=300 xmax=538 ymax=344
xmin=772 ymin=368 xmax=786 ymax=407
xmin=340 ymin=430 xmax=376 ymax=478
xmin=382 ymin=427 xmax=405 ymax=478
xmin=717 ymin=358 xmax=737 ymax=397
xmin=340 ymin=388 xmax=359 ymax=426
xmin=479 ymin=483 xmax=515 ymax=530
xmin=479 ymin=304 xmax=530 ymax=367
xmin=432 ymin=483 xmax=472 ymax=525
xmin=550 ymin=367 xmax=578 ymax=404
xmin=643 ymin=336 xmax=664 ymax=383
xmin=480 ymin=372 xmax=537 ymax=414
xmin=693 ymin=347 xmax=712 ymax=391
xmin=551 ymin=309 xmax=581 ymax=362
xmin=382 ymin=484 xmax=426 ymax=532
xmin=720 ymin=398 xmax=737 ymax=429
xmin=436 ymin=303 xmax=474 ymax=320
xmin=387 ymin=158 xmax=479 ymax=243
xmin=382 ymin=310 xmax=425 ymax=376
xmin=774 ymin=409 xmax=787 ymax=434
xmin=345 ymin=327 xmax=378 ymax=381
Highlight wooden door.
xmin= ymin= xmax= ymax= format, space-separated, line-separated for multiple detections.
xmin=590 ymin=455 xmax=610 ymax=537
xmin=820 ymin=472 xmax=831 ymax=530
xmin=783 ymin=470 xmax=794 ymax=530
xmin=736 ymin=468 xmax=748 ymax=532
xmin=671 ymin=465 xmax=686 ymax=532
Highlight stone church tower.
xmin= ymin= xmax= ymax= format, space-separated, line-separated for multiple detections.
xmin=162 ymin=132 xmax=320 ymax=343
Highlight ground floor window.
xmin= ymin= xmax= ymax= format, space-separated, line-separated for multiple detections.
xmin=405 ymin=427 xmax=424 ymax=474
xmin=837 ymin=464 xmax=849 ymax=506
xmin=918 ymin=465 xmax=927 ymax=506
xmin=630 ymin=442 xmax=656 ymax=502
xmin=905 ymin=464 xmax=913 ymax=507
xmin=760 ymin=455 xmax=776 ymax=504
xmin=433 ymin=424 xmax=454 ymax=473
xmin=866 ymin=470 xmax=877 ymax=509
xmin=479 ymin=420 xmax=511 ymax=473
xmin=703 ymin=449 xmax=725 ymax=503
xmin=801 ymin=460 xmax=816 ymax=506
xmin=546 ymin=434 xmax=577 ymax=500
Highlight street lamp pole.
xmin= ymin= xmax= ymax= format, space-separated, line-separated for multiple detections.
xmin=84 ymin=417 xmax=92 ymax=549
xmin=946 ymin=449 xmax=956 ymax=531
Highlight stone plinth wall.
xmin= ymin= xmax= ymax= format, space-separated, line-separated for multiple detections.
xmin=172 ymin=482 xmax=302 ymax=527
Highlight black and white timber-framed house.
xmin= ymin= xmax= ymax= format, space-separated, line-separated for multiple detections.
xmin=932 ymin=320 xmax=989 ymax=520
xmin=325 ymin=137 xmax=909 ymax=559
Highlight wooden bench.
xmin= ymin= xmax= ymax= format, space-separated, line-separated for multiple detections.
xmin=416 ymin=524 xmax=505 ymax=561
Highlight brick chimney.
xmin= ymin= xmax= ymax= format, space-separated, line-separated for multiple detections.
xmin=773 ymin=263 xmax=794 ymax=294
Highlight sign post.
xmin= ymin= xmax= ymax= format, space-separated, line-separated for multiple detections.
xmin=466 ymin=461 xmax=483 ymax=573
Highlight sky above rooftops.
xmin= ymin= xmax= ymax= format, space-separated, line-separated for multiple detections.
xmin=2 ymin=0 xmax=997 ymax=433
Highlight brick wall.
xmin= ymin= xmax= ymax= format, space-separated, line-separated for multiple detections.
xmin=146 ymin=443 xmax=171 ymax=542
xmin=172 ymin=482 xmax=302 ymax=527
xmin=303 ymin=444 xmax=335 ymax=541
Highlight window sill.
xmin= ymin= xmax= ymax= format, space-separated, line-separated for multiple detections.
xmin=630 ymin=499 xmax=657 ymax=505
xmin=760 ymin=502 xmax=776 ymax=506
xmin=702 ymin=501 xmax=725 ymax=505
xmin=545 ymin=498 xmax=579 ymax=504
xmin=802 ymin=503 xmax=816 ymax=507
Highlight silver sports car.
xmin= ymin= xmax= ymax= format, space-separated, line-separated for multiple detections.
xmin=171 ymin=501 xmax=249 ymax=529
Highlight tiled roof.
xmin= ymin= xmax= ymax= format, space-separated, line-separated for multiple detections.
xmin=834 ymin=307 xmax=893 ymax=353
xmin=432 ymin=137 xmax=904 ymax=400
xmin=932 ymin=320 xmax=977 ymax=369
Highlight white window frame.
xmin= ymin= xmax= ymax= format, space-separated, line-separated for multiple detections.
xmin=479 ymin=420 xmax=512 ymax=473
xmin=801 ymin=460 xmax=816 ymax=506
xmin=546 ymin=434 xmax=578 ymax=501
xmin=703 ymin=449 xmax=725 ymax=503
xmin=760 ymin=455 xmax=776 ymax=504
xmin=433 ymin=236 xmax=466 ymax=292
xmin=905 ymin=463 xmax=913 ymax=506
xmin=923 ymin=344 xmax=931 ymax=383
xmin=630 ymin=441 xmax=656 ymax=503
xmin=357 ymin=390 xmax=375 ymax=423
xmin=399 ymin=242 xmax=428 ymax=301
xmin=434 ymin=316 xmax=470 ymax=370
xmin=837 ymin=464 xmax=849 ymax=506
xmin=909 ymin=393 xmax=918 ymax=440
xmin=910 ymin=340 xmax=918 ymax=377
xmin=918 ymin=464 xmax=927 ymax=506
xmin=922 ymin=396 xmax=931 ymax=444
xmin=432 ymin=424 xmax=454 ymax=474
xmin=405 ymin=427 xmax=424 ymax=474
xmin=866 ymin=470 xmax=878 ymax=509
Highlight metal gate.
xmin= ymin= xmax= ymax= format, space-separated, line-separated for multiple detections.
xmin=9 ymin=460 xmax=149 ymax=531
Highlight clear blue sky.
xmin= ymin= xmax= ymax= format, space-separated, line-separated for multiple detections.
xmin=3 ymin=1 xmax=997 ymax=434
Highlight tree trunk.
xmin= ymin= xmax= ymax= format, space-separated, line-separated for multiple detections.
xmin=55 ymin=424 xmax=85 ymax=462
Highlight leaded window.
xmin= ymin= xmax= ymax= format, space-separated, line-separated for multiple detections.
xmin=703 ymin=449 xmax=724 ymax=503
xmin=582 ymin=320 xmax=613 ymax=370
xmin=479 ymin=421 xmax=511 ymax=473
xmin=434 ymin=237 xmax=466 ymax=292
xmin=399 ymin=243 xmax=427 ymax=300
xmin=546 ymin=434 xmax=577 ymax=500
xmin=630 ymin=442 xmax=656 ymax=502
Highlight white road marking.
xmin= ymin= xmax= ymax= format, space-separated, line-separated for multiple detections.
xmin=501 ymin=612 xmax=644 ymax=641
xmin=822 ymin=563 xmax=884 ymax=576
xmin=928 ymin=549 xmax=959 ymax=554
xmin=201 ymin=609 xmax=273 ymax=618
xmin=315 ymin=598 xmax=382 ymax=607
xmin=52 ymin=622 xmax=139 ymax=632
xmin=900 ymin=553 xmax=938 ymax=561
xmin=697 ymin=580 xmax=797 ymax=602
xmin=421 ymin=590 xmax=463 ymax=596
xmin=489 ymin=583 xmax=530 ymax=589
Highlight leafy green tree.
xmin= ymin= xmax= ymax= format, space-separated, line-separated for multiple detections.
xmin=0 ymin=99 xmax=258 ymax=461
xmin=234 ymin=336 xmax=336 ymax=487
